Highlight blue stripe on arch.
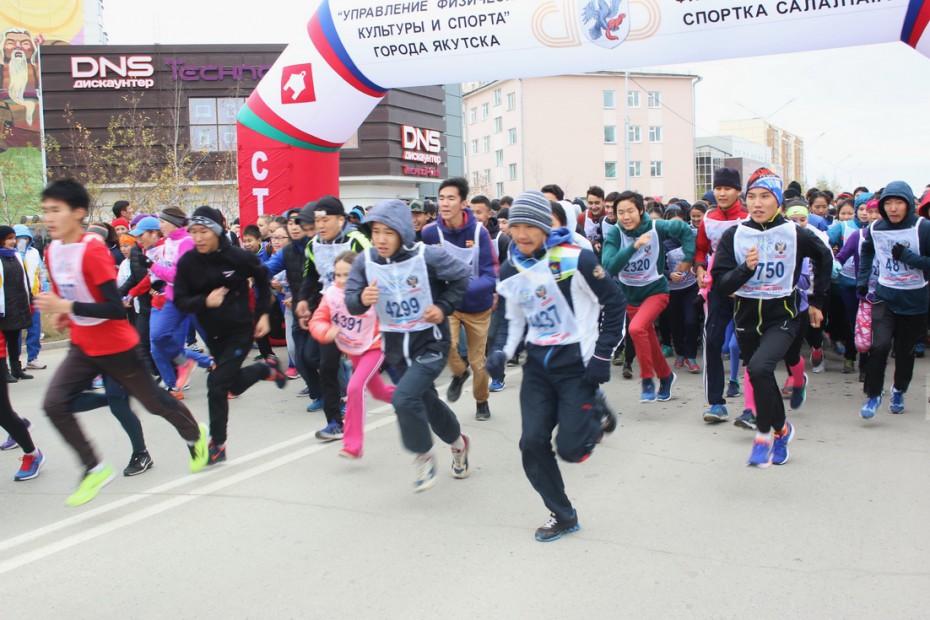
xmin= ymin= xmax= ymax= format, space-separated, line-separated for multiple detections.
xmin=900 ymin=0 xmax=924 ymax=43
xmin=318 ymin=0 xmax=387 ymax=94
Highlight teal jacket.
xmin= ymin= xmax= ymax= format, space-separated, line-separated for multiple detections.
xmin=601 ymin=218 xmax=696 ymax=306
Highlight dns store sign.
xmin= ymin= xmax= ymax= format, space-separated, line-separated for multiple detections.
xmin=401 ymin=125 xmax=442 ymax=178
xmin=70 ymin=56 xmax=156 ymax=90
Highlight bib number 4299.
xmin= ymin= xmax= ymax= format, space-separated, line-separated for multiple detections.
xmin=385 ymin=298 xmax=420 ymax=318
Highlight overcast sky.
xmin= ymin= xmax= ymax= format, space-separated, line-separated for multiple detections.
xmin=104 ymin=0 xmax=930 ymax=198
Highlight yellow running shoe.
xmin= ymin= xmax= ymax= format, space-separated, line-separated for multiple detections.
xmin=189 ymin=424 xmax=209 ymax=473
xmin=66 ymin=464 xmax=116 ymax=507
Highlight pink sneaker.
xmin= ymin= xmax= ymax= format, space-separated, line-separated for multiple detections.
xmin=781 ymin=376 xmax=794 ymax=397
xmin=286 ymin=367 xmax=299 ymax=379
xmin=174 ymin=358 xmax=197 ymax=391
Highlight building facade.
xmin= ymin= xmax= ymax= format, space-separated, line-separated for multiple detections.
xmin=462 ymin=72 xmax=699 ymax=202
xmin=716 ymin=119 xmax=805 ymax=185
xmin=694 ymin=135 xmax=781 ymax=198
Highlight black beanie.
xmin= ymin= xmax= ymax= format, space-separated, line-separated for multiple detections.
xmin=190 ymin=206 xmax=225 ymax=237
xmin=713 ymin=167 xmax=742 ymax=191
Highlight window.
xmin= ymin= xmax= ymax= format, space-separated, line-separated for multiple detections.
xmin=650 ymin=160 xmax=663 ymax=177
xmin=495 ymin=149 xmax=504 ymax=167
xmin=627 ymin=125 xmax=641 ymax=143
xmin=470 ymin=139 xmax=478 ymax=155
xmin=605 ymin=161 xmax=617 ymax=179
xmin=493 ymin=89 xmax=502 ymax=106
xmin=603 ymin=90 xmax=616 ymax=109
xmin=496 ymin=182 xmax=505 ymax=197
xmin=627 ymin=90 xmax=640 ymax=107
xmin=482 ymin=136 xmax=490 ymax=153
xmin=507 ymin=127 xmax=517 ymax=145
xmin=648 ymin=91 xmax=661 ymax=108
xmin=509 ymin=163 xmax=517 ymax=180
xmin=649 ymin=125 xmax=663 ymax=143
xmin=472 ymin=172 xmax=480 ymax=186
xmin=189 ymin=97 xmax=245 ymax=152
xmin=483 ymin=169 xmax=491 ymax=183
xmin=629 ymin=161 xmax=642 ymax=177
xmin=469 ymin=107 xmax=477 ymax=124
xmin=506 ymin=92 xmax=516 ymax=110
xmin=494 ymin=116 xmax=503 ymax=133
xmin=481 ymin=103 xmax=489 ymax=119
xmin=604 ymin=125 xmax=617 ymax=144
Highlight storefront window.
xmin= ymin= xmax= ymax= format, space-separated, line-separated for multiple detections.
xmin=189 ymin=97 xmax=245 ymax=152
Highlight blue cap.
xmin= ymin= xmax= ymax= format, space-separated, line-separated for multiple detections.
xmin=129 ymin=216 xmax=160 ymax=237
xmin=13 ymin=224 xmax=32 ymax=240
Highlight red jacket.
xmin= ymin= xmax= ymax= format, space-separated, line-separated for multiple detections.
xmin=694 ymin=201 xmax=747 ymax=267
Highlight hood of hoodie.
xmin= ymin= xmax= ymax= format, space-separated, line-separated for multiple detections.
xmin=878 ymin=181 xmax=917 ymax=229
xmin=366 ymin=199 xmax=417 ymax=249
xmin=917 ymin=190 xmax=930 ymax=220
xmin=435 ymin=207 xmax=477 ymax=236
xmin=13 ymin=224 xmax=32 ymax=242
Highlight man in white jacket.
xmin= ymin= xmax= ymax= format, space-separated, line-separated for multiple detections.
xmin=13 ymin=225 xmax=48 ymax=370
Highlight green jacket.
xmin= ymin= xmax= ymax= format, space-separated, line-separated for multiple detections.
xmin=601 ymin=218 xmax=696 ymax=306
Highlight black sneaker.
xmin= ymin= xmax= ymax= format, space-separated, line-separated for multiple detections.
xmin=622 ymin=363 xmax=633 ymax=379
xmin=535 ymin=511 xmax=580 ymax=542
xmin=123 ymin=451 xmax=154 ymax=476
xmin=447 ymin=369 xmax=470 ymax=403
xmin=506 ymin=355 xmax=520 ymax=368
xmin=208 ymin=441 xmax=227 ymax=465
xmin=476 ymin=401 xmax=490 ymax=421
xmin=859 ymin=367 xmax=866 ymax=383
xmin=595 ymin=390 xmax=617 ymax=442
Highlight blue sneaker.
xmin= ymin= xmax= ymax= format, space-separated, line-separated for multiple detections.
xmin=790 ymin=373 xmax=808 ymax=410
xmin=490 ymin=379 xmax=505 ymax=392
xmin=306 ymin=398 xmax=324 ymax=412
xmin=315 ymin=421 xmax=344 ymax=442
xmin=889 ymin=388 xmax=905 ymax=414
xmin=0 ymin=417 xmax=30 ymax=451
xmin=640 ymin=378 xmax=656 ymax=403
xmin=14 ymin=449 xmax=45 ymax=481
xmin=91 ymin=375 xmax=104 ymax=390
xmin=534 ymin=511 xmax=580 ymax=542
xmin=734 ymin=409 xmax=757 ymax=430
xmin=747 ymin=434 xmax=774 ymax=468
xmin=860 ymin=395 xmax=881 ymax=420
xmin=772 ymin=422 xmax=795 ymax=465
xmin=657 ymin=372 xmax=676 ymax=401
xmin=703 ymin=403 xmax=728 ymax=423
xmin=916 ymin=343 xmax=925 ymax=358
xmin=726 ymin=380 xmax=740 ymax=398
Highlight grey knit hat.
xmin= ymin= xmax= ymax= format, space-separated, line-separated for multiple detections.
xmin=509 ymin=191 xmax=552 ymax=235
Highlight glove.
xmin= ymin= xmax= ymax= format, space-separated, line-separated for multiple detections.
xmin=485 ymin=350 xmax=507 ymax=379
xmin=150 ymin=279 xmax=166 ymax=293
xmin=856 ymin=285 xmax=868 ymax=298
xmin=891 ymin=243 xmax=906 ymax=261
xmin=583 ymin=356 xmax=612 ymax=385
xmin=140 ymin=254 xmax=154 ymax=269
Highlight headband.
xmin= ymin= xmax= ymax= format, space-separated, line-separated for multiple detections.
xmin=189 ymin=215 xmax=224 ymax=237
xmin=87 ymin=225 xmax=109 ymax=239
xmin=158 ymin=210 xmax=187 ymax=227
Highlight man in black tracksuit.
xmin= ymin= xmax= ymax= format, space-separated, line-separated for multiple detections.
xmin=174 ymin=206 xmax=287 ymax=464
xmin=487 ymin=191 xmax=625 ymax=542
xmin=119 ymin=238 xmax=155 ymax=375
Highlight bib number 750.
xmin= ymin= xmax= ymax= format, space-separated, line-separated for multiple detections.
xmin=753 ymin=261 xmax=785 ymax=280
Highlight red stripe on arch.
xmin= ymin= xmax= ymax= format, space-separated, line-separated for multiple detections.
xmin=909 ymin=1 xmax=930 ymax=47
xmin=308 ymin=12 xmax=386 ymax=99
xmin=247 ymin=92 xmax=343 ymax=150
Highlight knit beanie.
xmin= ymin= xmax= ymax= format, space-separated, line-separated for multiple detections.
xmin=111 ymin=217 xmax=130 ymax=230
xmin=713 ymin=167 xmax=742 ymax=191
xmin=854 ymin=192 xmax=874 ymax=209
xmin=747 ymin=168 xmax=784 ymax=205
xmin=189 ymin=206 xmax=225 ymax=237
xmin=0 ymin=225 xmax=15 ymax=242
xmin=497 ymin=208 xmax=509 ymax=220
xmin=509 ymin=191 xmax=552 ymax=235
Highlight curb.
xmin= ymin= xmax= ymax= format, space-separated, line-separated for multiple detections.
xmin=39 ymin=339 xmax=71 ymax=352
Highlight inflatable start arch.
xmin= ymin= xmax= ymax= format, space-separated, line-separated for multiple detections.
xmin=237 ymin=0 xmax=930 ymax=222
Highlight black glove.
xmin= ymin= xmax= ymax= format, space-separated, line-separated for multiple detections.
xmin=583 ymin=356 xmax=611 ymax=385
xmin=891 ymin=243 xmax=906 ymax=261
xmin=485 ymin=351 xmax=507 ymax=379
xmin=856 ymin=285 xmax=868 ymax=298
xmin=150 ymin=279 xmax=166 ymax=293
xmin=140 ymin=254 xmax=154 ymax=269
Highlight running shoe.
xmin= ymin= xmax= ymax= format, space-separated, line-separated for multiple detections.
xmin=451 ymin=434 xmax=470 ymax=479
xmin=535 ymin=511 xmax=580 ymax=542
xmin=66 ymin=463 xmax=116 ymax=506
xmin=174 ymin=358 xmax=197 ymax=392
xmin=747 ymin=434 xmax=774 ymax=468
xmin=507 ymin=354 xmax=521 ymax=368
xmin=25 ymin=359 xmax=46 ymax=370
xmin=123 ymin=451 xmax=153 ymax=476
xmin=833 ymin=341 xmax=846 ymax=356
xmin=734 ymin=409 xmax=757 ymax=430
xmin=858 ymin=367 xmax=866 ymax=383
xmin=781 ymin=376 xmax=794 ymax=398
xmin=413 ymin=454 xmax=437 ymax=492
xmin=489 ymin=379 xmax=505 ymax=392
xmin=297 ymin=387 xmax=310 ymax=397
xmin=189 ymin=424 xmax=209 ymax=473
xmin=889 ymin=387 xmax=905 ymax=414
xmin=674 ymin=355 xmax=684 ymax=368
xmin=622 ymin=363 xmax=633 ymax=379
xmin=703 ymin=404 xmax=728 ymax=423
xmin=315 ymin=421 xmax=344 ymax=442
xmin=208 ymin=441 xmax=227 ymax=465
xmin=595 ymin=390 xmax=618 ymax=440
xmin=0 ymin=417 xmax=30 ymax=451
xmin=264 ymin=355 xmax=287 ymax=388
xmin=14 ymin=450 xmax=45 ymax=481
xmin=810 ymin=347 xmax=825 ymax=373
xmin=338 ymin=448 xmax=362 ymax=459
xmin=285 ymin=367 xmax=299 ymax=379
xmin=860 ymin=395 xmax=881 ymax=420
xmin=91 ymin=375 xmax=104 ymax=390
xmin=684 ymin=358 xmax=700 ymax=373
xmin=661 ymin=345 xmax=674 ymax=358
xmin=790 ymin=373 xmax=808 ymax=410
xmin=476 ymin=401 xmax=491 ymax=421
xmin=916 ymin=343 xmax=926 ymax=358
xmin=307 ymin=398 xmax=324 ymax=412
xmin=772 ymin=422 xmax=795 ymax=465
xmin=612 ymin=350 xmax=625 ymax=367
xmin=843 ymin=359 xmax=855 ymax=374
xmin=726 ymin=379 xmax=740 ymax=398
xmin=446 ymin=369 xmax=470 ymax=403
xmin=640 ymin=378 xmax=656 ymax=403
xmin=657 ymin=372 xmax=676 ymax=402
xmin=169 ymin=387 xmax=184 ymax=401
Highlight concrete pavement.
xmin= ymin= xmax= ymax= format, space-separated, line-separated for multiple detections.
xmin=0 ymin=346 xmax=928 ymax=618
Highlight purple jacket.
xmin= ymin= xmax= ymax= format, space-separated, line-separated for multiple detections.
xmin=835 ymin=229 xmax=868 ymax=301
xmin=421 ymin=208 xmax=498 ymax=313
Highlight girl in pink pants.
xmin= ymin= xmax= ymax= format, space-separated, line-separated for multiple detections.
xmin=310 ymin=251 xmax=394 ymax=458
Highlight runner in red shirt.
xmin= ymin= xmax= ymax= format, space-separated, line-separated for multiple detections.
xmin=35 ymin=179 xmax=209 ymax=507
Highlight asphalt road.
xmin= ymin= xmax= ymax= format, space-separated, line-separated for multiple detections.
xmin=0 ymin=345 xmax=928 ymax=619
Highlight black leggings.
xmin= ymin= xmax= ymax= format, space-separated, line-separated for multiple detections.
xmin=2 ymin=330 xmax=20 ymax=365
xmin=72 ymin=375 xmax=146 ymax=454
xmin=206 ymin=331 xmax=270 ymax=446
xmin=865 ymin=303 xmax=928 ymax=397
xmin=0 ymin=372 xmax=34 ymax=453
xmin=736 ymin=318 xmax=800 ymax=434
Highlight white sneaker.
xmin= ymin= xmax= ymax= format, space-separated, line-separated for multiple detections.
xmin=451 ymin=434 xmax=470 ymax=479
xmin=413 ymin=454 xmax=437 ymax=492
xmin=25 ymin=360 xmax=46 ymax=370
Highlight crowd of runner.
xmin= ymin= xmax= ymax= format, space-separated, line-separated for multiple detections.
xmin=1 ymin=168 xmax=928 ymax=541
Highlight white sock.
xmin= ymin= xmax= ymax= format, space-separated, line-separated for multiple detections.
xmin=27 ymin=449 xmax=40 ymax=457
xmin=451 ymin=436 xmax=465 ymax=451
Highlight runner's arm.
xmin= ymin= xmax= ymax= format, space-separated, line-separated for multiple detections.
xmin=71 ymin=280 xmax=127 ymax=320
xmin=578 ymin=250 xmax=626 ymax=359
xmin=600 ymin=225 xmax=637 ymax=276
xmin=710 ymin=228 xmax=754 ymax=297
